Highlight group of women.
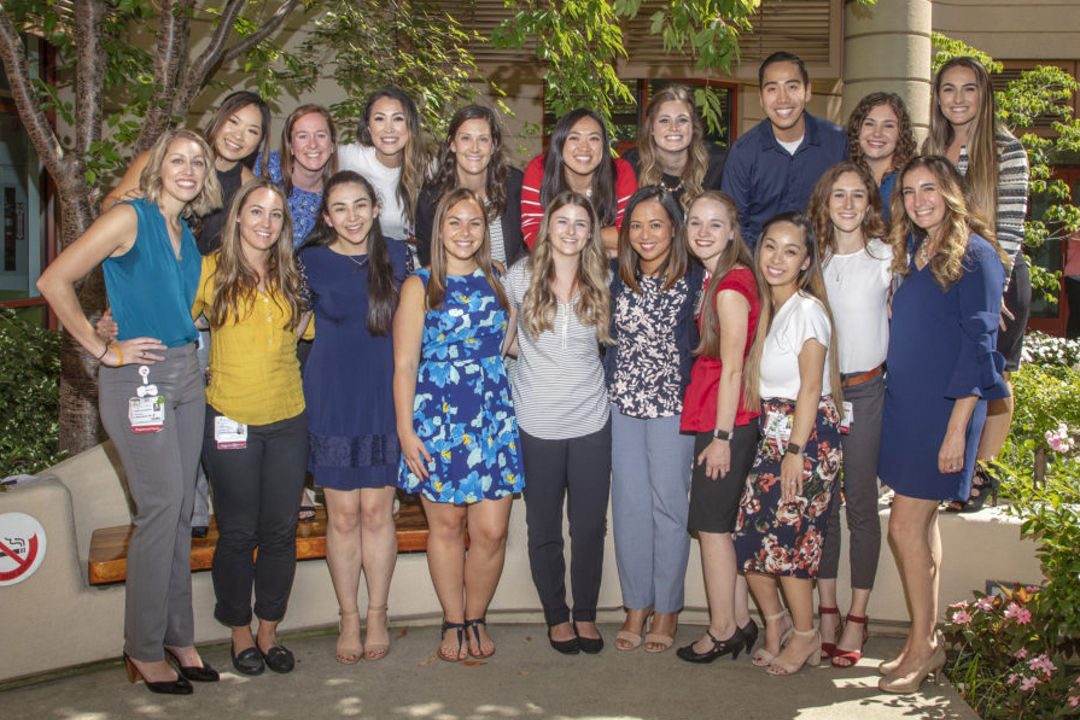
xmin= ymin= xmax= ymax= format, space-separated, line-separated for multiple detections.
xmin=36 ymin=54 xmax=1024 ymax=698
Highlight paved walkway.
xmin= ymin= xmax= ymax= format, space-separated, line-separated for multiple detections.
xmin=2 ymin=622 xmax=978 ymax=720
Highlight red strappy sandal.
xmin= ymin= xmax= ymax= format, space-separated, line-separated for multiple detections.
xmin=819 ymin=605 xmax=841 ymax=660
xmin=831 ymin=614 xmax=868 ymax=668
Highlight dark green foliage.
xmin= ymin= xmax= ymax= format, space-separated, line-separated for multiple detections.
xmin=0 ymin=310 xmax=66 ymax=477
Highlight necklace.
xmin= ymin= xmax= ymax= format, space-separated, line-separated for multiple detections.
xmin=918 ymin=242 xmax=933 ymax=266
xmin=341 ymin=252 xmax=367 ymax=269
xmin=661 ymin=175 xmax=684 ymax=194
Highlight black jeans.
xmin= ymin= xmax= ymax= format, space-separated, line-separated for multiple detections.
xmin=520 ymin=419 xmax=612 ymax=626
xmin=202 ymin=405 xmax=309 ymax=626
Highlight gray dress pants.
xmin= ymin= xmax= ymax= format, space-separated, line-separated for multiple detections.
xmin=98 ymin=344 xmax=205 ymax=661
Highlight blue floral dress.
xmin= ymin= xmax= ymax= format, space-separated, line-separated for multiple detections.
xmin=254 ymin=151 xmax=322 ymax=244
xmin=397 ymin=269 xmax=525 ymax=504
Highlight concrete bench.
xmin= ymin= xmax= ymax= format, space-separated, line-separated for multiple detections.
xmin=87 ymin=499 xmax=433 ymax=585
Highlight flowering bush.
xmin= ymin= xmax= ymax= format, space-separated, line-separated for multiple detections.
xmin=1021 ymin=331 xmax=1080 ymax=369
xmin=942 ymin=586 xmax=1080 ymax=719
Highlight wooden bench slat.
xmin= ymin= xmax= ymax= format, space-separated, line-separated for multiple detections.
xmin=89 ymin=498 xmax=432 ymax=586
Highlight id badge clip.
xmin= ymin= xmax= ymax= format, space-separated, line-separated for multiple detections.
xmin=128 ymin=365 xmax=164 ymax=433
xmin=214 ymin=414 xmax=248 ymax=450
xmin=839 ymin=401 xmax=853 ymax=435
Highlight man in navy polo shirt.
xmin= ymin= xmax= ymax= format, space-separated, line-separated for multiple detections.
xmin=721 ymin=51 xmax=849 ymax=249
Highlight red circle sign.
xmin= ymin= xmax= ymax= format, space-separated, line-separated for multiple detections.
xmin=0 ymin=512 xmax=47 ymax=586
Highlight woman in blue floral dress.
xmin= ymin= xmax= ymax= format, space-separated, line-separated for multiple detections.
xmin=393 ymin=187 xmax=524 ymax=662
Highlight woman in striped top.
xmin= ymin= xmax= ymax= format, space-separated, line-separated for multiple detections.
xmin=926 ymin=56 xmax=1030 ymax=511
xmin=520 ymin=108 xmax=638 ymax=255
xmin=503 ymin=191 xmax=613 ymax=654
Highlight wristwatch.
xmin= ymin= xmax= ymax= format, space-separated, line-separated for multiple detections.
xmin=712 ymin=428 xmax=732 ymax=441
xmin=785 ymin=442 xmax=803 ymax=456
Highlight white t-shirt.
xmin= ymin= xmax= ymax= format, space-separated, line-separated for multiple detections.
xmin=759 ymin=290 xmax=832 ymax=400
xmin=823 ymin=238 xmax=894 ymax=374
xmin=337 ymin=143 xmax=410 ymax=241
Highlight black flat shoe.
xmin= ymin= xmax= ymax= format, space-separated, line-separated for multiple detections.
xmin=676 ymin=628 xmax=746 ymax=663
xmin=548 ymin=628 xmax=580 ymax=655
xmin=259 ymin=643 xmax=295 ymax=673
xmin=231 ymin=642 xmax=265 ymax=676
xmin=573 ymin=624 xmax=604 ymax=654
xmin=123 ymin=652 xmax=193 ymax=695
xmin=739 ymin=618 xmax=759 ymax=652
xmin=164 ymin=647 xmax=219 ymax=682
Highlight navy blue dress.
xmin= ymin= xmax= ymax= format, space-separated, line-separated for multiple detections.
xmin=878 ymin=234 xmax=1010 ymax=501
xmin=300 ymin=241 xmax=409 ymax=489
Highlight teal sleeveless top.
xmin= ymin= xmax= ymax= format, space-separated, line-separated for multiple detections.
xmin=102 ymin=197 xmax=200 ymax=347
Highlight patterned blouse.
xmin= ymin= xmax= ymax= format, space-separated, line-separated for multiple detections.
xmin=609 ymin=274 xmax=690 ymax=418
xmin=255 ymin=150 xmax=323 ymax=245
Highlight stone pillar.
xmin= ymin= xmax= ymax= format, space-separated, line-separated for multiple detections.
xmin=842 ymin=0 xmax=933 ymax=143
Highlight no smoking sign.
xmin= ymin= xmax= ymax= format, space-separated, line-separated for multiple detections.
xmin=0 ymin=512 xmax=47 ymax=586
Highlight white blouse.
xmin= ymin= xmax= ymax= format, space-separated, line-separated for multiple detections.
xmin=759 ymin=291 xmax=832 ymax=400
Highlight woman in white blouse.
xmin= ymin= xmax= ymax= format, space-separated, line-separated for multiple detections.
xmin=807 ymin=162 xmax=893 ymax=668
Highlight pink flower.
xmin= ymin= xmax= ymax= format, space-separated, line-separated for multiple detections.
xmin=1068 ymin=695 xmax=1080 ymax=708
xmin=1004 ymin=602 xmax=1033 ymax=624
xmin=1019 ymin=675 xmax=1040 ymax=691
xmin=1007 ymin=673 xmax=1020 ymax=685
xmin=1027 ymin=654 xmax=1057 ymax=676
xmin=949 ymin=601 xmax=967 ymax=610
xmin=976 ymin=597 xmax=995 ymax=612
xmin=1014 ymin=647 xmax=1029 ymax=660
xmin=952 ymin=609 xmax=972 ymax=625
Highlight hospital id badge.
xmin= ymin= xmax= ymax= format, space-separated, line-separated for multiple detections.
xmin=763 ymin=409 xmax=793 ymax=454
xmin=214 ymin=414 xmax=248 ymax=450
xmin=839 ymin=401 xmax=853 ymax=435
xmin=128 ymin=395 xmax=165 ymax=433
xmin=128 ymin=365 xmax=164 ymax=433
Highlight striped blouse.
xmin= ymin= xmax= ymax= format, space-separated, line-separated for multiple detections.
xmin=956 ymin=133 xmax=1029 ymax=282
xmin=503 ymin=259 xmax=610 ymax=440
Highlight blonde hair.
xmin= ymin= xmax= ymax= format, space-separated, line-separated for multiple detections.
xmin=685 ymin=191 xmax=761 ymax=364
xmin=742 ymin=213 xmax=843 ymax=409
xmin=925 ymin=57 xmax=1014 ymax=240
xmin=139 ymin=128 xmax=223 ymax=219
xmin=426 ymin=188 xmax=508 ymax=312
xmin=889 ymin=155 xmax=1005 ymax=292
xmin=522 ymin=191 xmax=612 ymax=344
xmin=635 ymin=85 xmax=710 ymax=208
xmin=208 ymin=178 xmax=305 ymax=328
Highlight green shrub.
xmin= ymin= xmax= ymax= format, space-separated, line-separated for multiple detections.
xmin=0 ymin=309 xmax=66 ymax=477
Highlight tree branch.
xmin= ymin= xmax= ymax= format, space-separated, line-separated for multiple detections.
xmin=73 ymin=0 xmax=106 ymax=163
xmin=140 ymin=0 xmax=195 ymax=152
xmin=170 ymin=0 xmax=302 ymax=122
xmin=0 ymin=9 xmax=65 ymax=181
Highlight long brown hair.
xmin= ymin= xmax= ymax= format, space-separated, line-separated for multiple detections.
xmin=889 ymin=155 xmax=1005 ymax=291
xmin=358 ymin=88 xmax=428 ymax=227
xmin=208 ymin=178 xmax=305 ymax=328
xmin=140 ymin=128 xmax=223 ymax=220
xmin=846 ymin=92 xmax=916 ymax=180
xmin=686 ymin=191 xmax=760 ymax=363
xmin=742 ymin=212 xmax=843 ymax=408
xmin=808 ymin=161 xmax=887 ymax=258
xmin=617 ymin=185 xmax=690 ymax=293
xmin=635 ymin=85 xmax=710 ymax=208
xmin=427 ymin=105 xmax=508 ymax=220
xmin=426 ymin=188 xmax=508 ymax=312
xmin=281 ymin=104 xmax=338 ymax=197
xmin=925 ymin=57 xmax=1013 ymax=235
xmin=522 ymin=191 xmax=612 ymax=343
xmin=300 ymin=171 xmax=399 ymax=336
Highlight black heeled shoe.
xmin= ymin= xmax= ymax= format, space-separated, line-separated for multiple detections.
xmin=676 ymin=628 xmax=746 ymax=663
xmin=573 ymin=623 xmax=604 ymax=654
xmin=548 ymin=626 xmax=581 ymax=655
xmin=123 ymin=652 xmax=193 ymax=695
xmin=231 ymin=641 xmax=265 ymax=675
xmin=739 ymin=618 xmax=759 ymax=652
xmin=946 ymin=461 xmax=1001 ymax=512
xmin=164 ymin=646 xmax=219 ymax=682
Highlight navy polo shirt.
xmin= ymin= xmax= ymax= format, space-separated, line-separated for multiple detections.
xmin=720 ymin=112 xmax=849 ymax=249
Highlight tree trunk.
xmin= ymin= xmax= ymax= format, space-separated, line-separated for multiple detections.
xmin=55 ymin=187 xmax=107 ymax=455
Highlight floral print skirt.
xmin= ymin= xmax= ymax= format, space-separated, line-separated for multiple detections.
xmin=734 ymin=397 xmax=842 ymax=579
